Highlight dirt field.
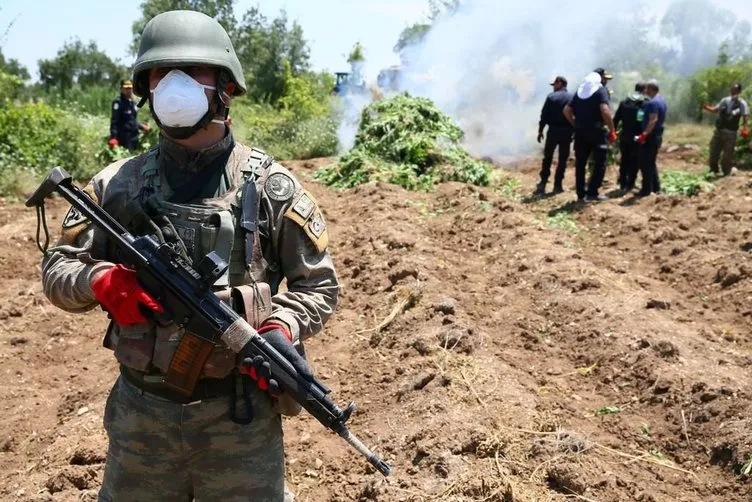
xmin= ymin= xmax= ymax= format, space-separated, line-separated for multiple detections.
xmin=1 ymin=139 xmax=751 ymax=501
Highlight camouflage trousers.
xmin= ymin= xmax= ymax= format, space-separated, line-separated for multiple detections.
xmin=98 ymin=373 xmax=288 ymax=502
xmin=709 ymin=128 xmax=738 ymax=175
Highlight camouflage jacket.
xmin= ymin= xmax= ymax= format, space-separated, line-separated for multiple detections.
xmin=40 ymin=132 xmax=339 ymax=345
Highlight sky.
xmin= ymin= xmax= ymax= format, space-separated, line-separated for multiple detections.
xmin=0 ymin=0 xmax=430 ymax=82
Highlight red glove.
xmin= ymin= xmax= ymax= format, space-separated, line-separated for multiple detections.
xmin=742 ymin=127 xmax=749 ymax=138
xmin=91 ymin=265 xmax=163 ymax=325
xmin=636 ymin=133 xmax=648 ymax=145
xmin=107 ymin=138 xmax=119 ymax=148
xmin=608 ymin=129 xmax=617 ymax=144
xmin=241 ymin=322 xmax=312 ymax=396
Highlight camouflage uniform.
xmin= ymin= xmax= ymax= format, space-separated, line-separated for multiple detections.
xmin=41 ymin=131 xmax=339 ymax=501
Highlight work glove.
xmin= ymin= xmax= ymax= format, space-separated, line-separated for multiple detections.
xmin=91 ymin=264 xmax=164 ymax=326
xmin=742 ymin=127 xmax=749 ymax=138
xmin=636 ymin=133 xmax=648 ymax=145
xmin=608 ymin=128 xmax=617 ymax=144
xmin=537 ymin=131 xmax=544 ymax=143
xmin=107 ymin=138 xmax=119 ymax=148
xmin=240 ymin=323 xmax=313 ymax=396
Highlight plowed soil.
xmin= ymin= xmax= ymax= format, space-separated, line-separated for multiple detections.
xmin=1 ymin=141 xmax=751 ymax=502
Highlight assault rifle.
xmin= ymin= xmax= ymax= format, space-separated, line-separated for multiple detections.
xmin=26 ymin=167 xmax=391 ymax=477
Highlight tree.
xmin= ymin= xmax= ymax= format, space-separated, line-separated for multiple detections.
xmin=234 ymin=8 xmax=310 ymax=103
xmin=38 ymin=39 xmax=127 ymax=94
xmin=393 ymin=0 xmax=461 ymax=57
xmin=347 ymin=42 xmax=365 ymax=65
xmin=0 ymin=52 xmax=29 ymax=81
xmin=130 ymin=0 xmax=237 ymax=55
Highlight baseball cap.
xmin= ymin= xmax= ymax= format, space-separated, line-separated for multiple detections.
xmin=593 ymin=67 xmax=613 ymax=80
xmin=120 ymin=79 xmax=134 ymax=88
xmin=549 ymin=76 xmax=568 ymax=87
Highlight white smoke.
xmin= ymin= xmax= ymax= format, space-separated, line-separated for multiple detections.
xmin=335 ymin=0 xmax=752 ymax=160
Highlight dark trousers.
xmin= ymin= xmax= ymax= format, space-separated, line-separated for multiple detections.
xmin=539 ymin=128 xmax=572 ymax=187
xmin=638 ymin=136 xmax=662 ymax=194
xmin=117 ymin=135 xmax=139 ymax=151
xmin=619 ymin=139 xmax=640 ymax=190
xmin=574 ymin=133 xmax=608 ymax=199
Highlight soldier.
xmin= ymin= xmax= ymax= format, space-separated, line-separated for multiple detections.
xmin=613 ymin=82 xmax=647 ymax=191
xmin=41 ymin=10 xmax=339 ymax=501
xmin=635 ymin=79 xmax=667 ymax=196
xmin=703 ymin=83 xmax=749 ymax=176
xmin=563 ymin=71 xmax=617 ymax=202
xmin=534 ymin=76 xmax=574 ymax=195
xmin=109 ymin=79 xmax=151 ymax=151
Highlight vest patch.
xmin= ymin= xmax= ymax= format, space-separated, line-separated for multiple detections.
xmin=265 ymin=172 xmax=294 ymax=201
xmin=284 ymin=190 xmax=329 ymax=253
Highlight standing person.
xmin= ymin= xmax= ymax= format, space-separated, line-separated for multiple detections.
xmin=635 ymin=79 xmax=667 ymax=196
xmin=41 ymin=10 xmax=340 ymax=501
xmin=702 ymin=83 xmax=749 ymax=176
xmin=613 ymin=82 xmax=647 ymax=191
xmin=534 ymin=76 xmax=574 ymax=195
xmin=109 ymin=79 xmax=151 ymax=151
xmin=563 ymin=71 xmax=617 ymax=202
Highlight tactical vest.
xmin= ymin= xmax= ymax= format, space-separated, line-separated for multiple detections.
xmin=105 ymin=146 xmax=275 ymax=380
xmin=717 ymin=98 xmax=744 ymax=131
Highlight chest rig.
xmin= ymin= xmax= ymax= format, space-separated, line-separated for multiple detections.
xmin=106 ymin=146 xmax=275 ymax=381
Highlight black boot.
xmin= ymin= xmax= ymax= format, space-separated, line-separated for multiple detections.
xmin=533 ymin=182 xmax=546 ymax=196
xmin=552 ymin=182 xmax=564 ymax=194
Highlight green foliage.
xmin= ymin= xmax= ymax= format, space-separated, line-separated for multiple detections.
xmin=0 ymin=51 xmax=29 ymax=81
xmin=40 ymin=84 xmax=121 ymax=117
xmin=595 ymin=405 xmax=622 ymax=416
xmin=38 ymin=38 xmax=127 ymax=95
xmin=660 ymin=170 xmax=714 ymax=196
xmin=546 ymin=212 xmax=579 ymax=234
xmin=0 ymin=68 xmax=23 ymax=103
xmin=314 ymin=93 xmax=492 ymax=191
xmin=347 ymin=42 xmax=365 ymax=65
xmin=0 ymin=102 xmax=111 ymax=190
xmin=686 ymin=60 xmax=752 ymax=122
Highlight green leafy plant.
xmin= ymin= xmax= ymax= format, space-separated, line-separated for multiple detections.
xmin=546 ymin=211 xmax=579 ymax=234
xmin=595 ymin=405 xmax=622 ymax=416
xmin=660 ymin=170 xmax=714 ymax=196
xmin=314 ymin=93 xmax=492 ymax=191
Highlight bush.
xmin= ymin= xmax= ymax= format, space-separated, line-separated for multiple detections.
xmin=0 ymin=102 xmax=111 ymax=190
xmin=660 ymin=170 xmax=714 ymax=196
xmin=231 ymin=100 xmax=338 ymax=161
xmin=314 ymin=93 xmax=493 ymax=191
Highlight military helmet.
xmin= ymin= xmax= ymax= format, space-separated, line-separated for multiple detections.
xmin=132 ymin=10 xmax=246 ymax=97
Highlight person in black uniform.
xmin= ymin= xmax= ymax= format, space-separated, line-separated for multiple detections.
xmin=109 ymin=79 xmax=150 ymax=151
xmin=535 ymin=76 xmax=574 ymax=195
xmin=613 ymin=82 xmax=646 ymax=191
xmin=563 ymin=70 xmax=617 ymax=202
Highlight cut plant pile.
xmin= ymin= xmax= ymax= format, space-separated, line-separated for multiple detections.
xmin=315 ymin=93 xmax=492 ymax=190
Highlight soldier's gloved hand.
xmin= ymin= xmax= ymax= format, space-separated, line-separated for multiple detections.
xmin=107 ymin=138 xmax=118 ymax=148
xmin=240 ymin=323 xmax=313 ymax=396
xmin=636 ymin=133 xmax=648 ymax=145
xmin=91 ymin=264 xmax=164 ymax=326
xmin=742 ymin=127 xmax=749 ymax=138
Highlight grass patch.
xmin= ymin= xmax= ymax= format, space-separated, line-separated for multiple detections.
xmin=660 ymin=170 xmax=714 ymax=196
xmin=595 ymin=405 xmax=622 ymax=417
xmin=546 ymin=211 xmax=579 ymax=234
xmin=663 ymin=122 xmax=713 ymax=146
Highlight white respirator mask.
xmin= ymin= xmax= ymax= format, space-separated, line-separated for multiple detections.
xmin=150 ymin=69 xmax=228 ymax=135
